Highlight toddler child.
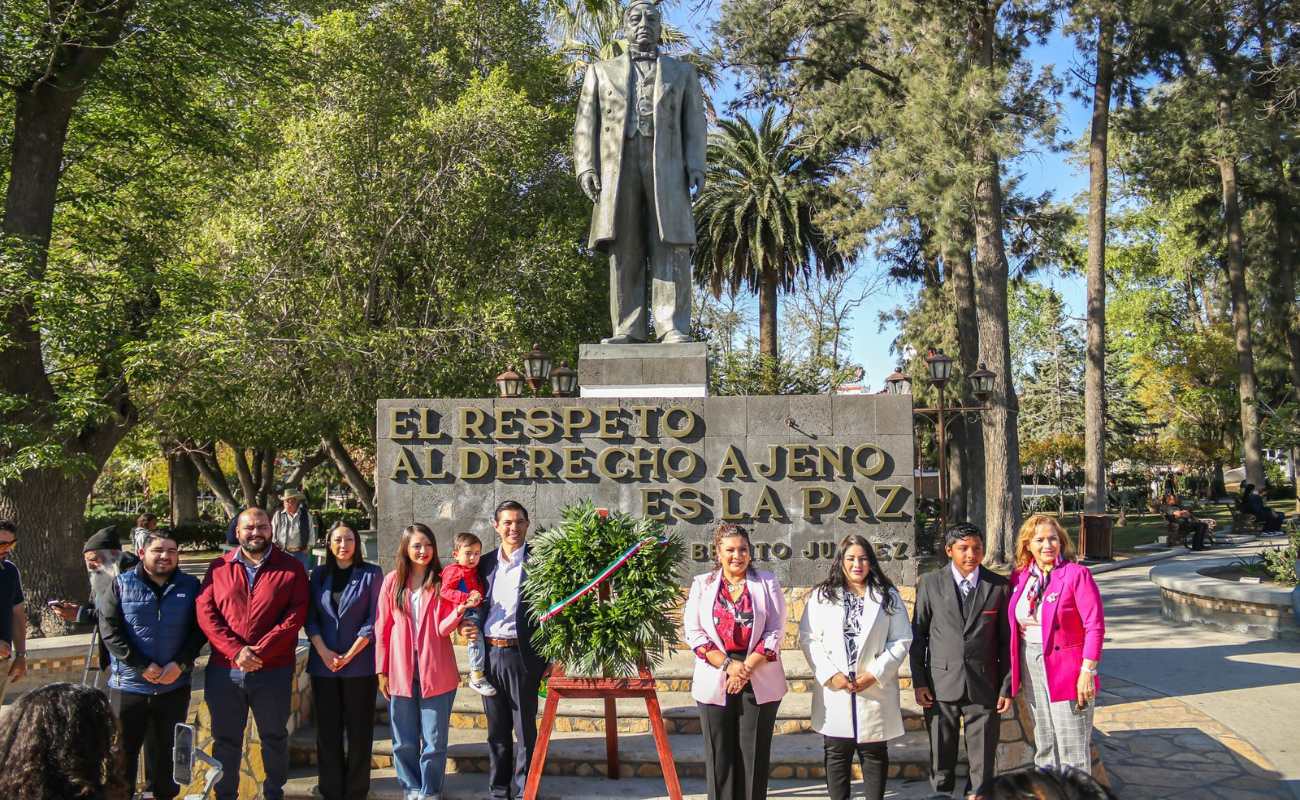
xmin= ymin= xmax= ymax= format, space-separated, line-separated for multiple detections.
xmin=440 ymin=532 xmax=495 ymax=696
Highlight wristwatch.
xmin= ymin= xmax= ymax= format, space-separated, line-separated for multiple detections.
xmin=13 ymin=652 xmax=24 ymax=658
xmin=1080 ymin=665 xmax=1097 ymax=675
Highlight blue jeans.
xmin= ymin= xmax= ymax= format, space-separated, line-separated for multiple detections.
xmin=389 ymin=676 xmax=455 ymax=798
xmin=467 ymin=605 xmax=486 ymax=673
xmin=205 ymin=664 xmax=293 ymax=800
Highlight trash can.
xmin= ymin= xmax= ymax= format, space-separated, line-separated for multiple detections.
xmin=1078 ymin=514 xmax=1114 ymax=561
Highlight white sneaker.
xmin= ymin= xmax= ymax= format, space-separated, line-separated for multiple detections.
xmin=469 ymin=676 xmax=497 ymax=697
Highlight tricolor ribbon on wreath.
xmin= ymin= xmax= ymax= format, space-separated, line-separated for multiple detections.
xmin=538 ymin=534 xmax=671 ymax=623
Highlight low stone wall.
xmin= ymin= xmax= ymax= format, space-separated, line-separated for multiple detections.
xmin=1150 ymin=557 xmax=1299 ymax=640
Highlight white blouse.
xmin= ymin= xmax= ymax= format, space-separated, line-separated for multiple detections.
xmin=1015 ymin=587 xmax=1043 ymax=644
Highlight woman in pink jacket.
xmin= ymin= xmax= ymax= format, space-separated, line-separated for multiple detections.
xmin=376 ymin=524 xmax=470 ymax=800
xmin=683 ymin=523 xmax=787 ymax=800
xmin=1008 ymin=515 xmax=1105 ymax=774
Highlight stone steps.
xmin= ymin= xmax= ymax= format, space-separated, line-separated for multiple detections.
xmin=282 ymin=769 xmax=951 ymax=799
xmin=290 ymin=719 xmax=951 ymax=782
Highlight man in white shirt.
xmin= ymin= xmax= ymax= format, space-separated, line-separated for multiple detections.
xmin=476 ymin=500 xmax=546 ymax=800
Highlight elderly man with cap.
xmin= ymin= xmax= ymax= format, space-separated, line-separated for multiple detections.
xmin=272 ymin=489 xmax=315 ymax=569
xmin=51 ymin=526 xmax=140 ymax=632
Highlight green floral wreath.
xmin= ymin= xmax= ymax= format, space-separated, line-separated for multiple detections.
xmin=522 ymin=500 xmax=685 ymax=678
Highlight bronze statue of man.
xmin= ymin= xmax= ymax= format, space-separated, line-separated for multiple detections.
xmin=574 ymin=0 xmax=706 ymax=344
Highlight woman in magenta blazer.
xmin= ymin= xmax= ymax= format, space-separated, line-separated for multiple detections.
xmin=376 ymin=523 xmax=470 ymax=800
xmin=1008 ymin=514 xmax=1105 ymax=774
xmin=683 ymin=523 xmax=787 ymax=800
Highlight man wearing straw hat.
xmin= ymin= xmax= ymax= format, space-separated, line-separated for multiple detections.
xmin=272 ymin=489 xmax=315 ymax=569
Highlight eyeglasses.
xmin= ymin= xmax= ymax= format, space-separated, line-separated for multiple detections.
xmin=0 ymin=540 xmax=16 ymax=552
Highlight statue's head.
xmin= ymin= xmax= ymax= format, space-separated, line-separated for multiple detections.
xmin=623 ymin=1 xmax=662 ymax=49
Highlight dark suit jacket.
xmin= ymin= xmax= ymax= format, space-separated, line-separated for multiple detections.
xmin=477 ymin=544 xmax=546 ymax=676
xmin=304 ymin=562 xmax=383 ymax=678
xmin=909 ymin=565 xmax=1012 ymax=707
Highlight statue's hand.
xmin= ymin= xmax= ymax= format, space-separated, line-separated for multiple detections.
xmin=688 ymin=170 xmax=706 ymax=195
xmin=580 ymin=172 xmax=601 ymax=203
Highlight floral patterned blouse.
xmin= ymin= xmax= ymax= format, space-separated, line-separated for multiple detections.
xmin=693 ymin=580 xmax=779 ymax=662
xmin=843 ymin=592 xmax=868 ymax=667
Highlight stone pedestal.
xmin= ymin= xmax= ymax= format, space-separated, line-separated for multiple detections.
xmin=578 ymin=342 xmax=708 ymax=397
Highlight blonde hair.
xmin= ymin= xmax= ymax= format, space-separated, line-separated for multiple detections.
xmin=1013 ymin=514 xmax=1076 ymax=569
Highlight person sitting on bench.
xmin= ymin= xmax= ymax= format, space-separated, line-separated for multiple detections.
xmin=1241 ymin=484 xmax=1285 ymax=533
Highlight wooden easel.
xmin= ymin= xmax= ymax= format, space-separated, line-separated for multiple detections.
xmin=522 ymin=585 xmax=683 ymax=800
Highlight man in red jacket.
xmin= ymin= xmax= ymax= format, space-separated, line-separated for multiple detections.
xmin=197 ymin=507 xmax=309 ymax=800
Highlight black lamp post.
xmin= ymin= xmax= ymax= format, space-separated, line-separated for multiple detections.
xmin=520 ymin=343 xmax=553 ymax=397
xmin=496 ymin=366 xmax=525 ymax=398
xmin=904 ymin=349 xmax=998 ymax=539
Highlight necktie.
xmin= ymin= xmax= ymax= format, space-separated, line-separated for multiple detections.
xmin=960 ymin=578 xmax=974 ymax=617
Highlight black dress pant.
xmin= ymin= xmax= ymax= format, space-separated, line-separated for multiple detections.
xmin=923 ymin=692 xmax=1001 ymax=795
xmin=111 ymin=685 xmax=192 ymax=800
xmin=311 ymin=674 xmax=379 ymax=800
xmin=697 ymin=685 xmax=781 ymax=800
xmin=484 ymin=644 xmax=543 ymax=800
xmin=1187 ymin=521 xmax=1210 ymax=551
xmin=823 ymin=736 xmax=888 ymax=800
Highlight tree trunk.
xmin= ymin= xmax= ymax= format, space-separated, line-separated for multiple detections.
xmin=283 ymin=445 xmax=329 ymax=489
xmin=758 ymin=272 xmax=779 ymax=392
xmin=232 ymin=447 xmax=258 ymax=508
xmin=1185 ymin=277 xmax=1207 ymax=332
xmin=187 ymin=444 xmax=240 ymax=519
xmin=947 ymin=418 xmax=967 ymax=523
xmin=1216 ymin=89 xmax=1265 ymax=488
xmin=260 ymin=447 xmax=277 ymax=509
xmin=1083 ymin=13 xmax=1114 ymax=516
xmin=324 ymin=436 xmax=377 ymax=524
xmin=168 ymin=449 xmax=201 ymax=525
xmin=946 ymin=238 xmax=985 ymax=527
xmin=969 ymin=6 xmax=1024 ymax=564
xmin=1270 ymin=166 xmax=1300 ymax=400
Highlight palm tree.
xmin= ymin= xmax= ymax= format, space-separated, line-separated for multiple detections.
xmin=693 ymin=108 xmax=847 ymax=389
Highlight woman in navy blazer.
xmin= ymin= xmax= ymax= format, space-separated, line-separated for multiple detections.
xmin=306 ymin=521 xmax=384 ymax=800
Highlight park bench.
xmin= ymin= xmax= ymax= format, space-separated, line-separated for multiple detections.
xmin=1222 ymin=502 xmax=1261 ymax=536
xmin=1160 ymin=510 xmax=1191 ymax=548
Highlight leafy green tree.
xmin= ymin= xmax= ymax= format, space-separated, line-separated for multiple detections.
xmin=1 ymin=0 xmax=306 ymax=618
xmin=692 ymin=108 xmax=848 ymax=392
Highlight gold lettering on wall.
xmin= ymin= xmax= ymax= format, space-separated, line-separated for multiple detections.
xmin=641 ymin=488 xmax=667 ymax=520
xmin=852 ymin=444 xmax=885 ymax=477
xmin=663 ymin=407 xmax=696 ymax=438
xmin=802 ymin=486 xmax=833 ymax=519
xmin=629 ymin=406 xmax=656 ymax=437
xmin=561 ymin=446 xmax=591 ymax=479
xmin=421 ymin=448 xmax=449 ymax=480
xmin=673 ymin=488 xmax=704 ymax=520
xmin=752 ymin=486 xmax=786 ymax=521
xmin=524 ymin=407 xmax=555 ymax=438
xmin=839 ymin=486 xmax=871 ymax=520
xmin=494 ymin=407 xmax=522 ymax=440
xmin=787 ymin=444 xmax=816 ymax=478
xmin=459 ymin=447 xmax=490 ymax=479
xmin=562 ymin=407 xmax=594 ymax=438
xmin=664 ymin=447 xmax=698 ymax=479
xmin=527 ymin=447 xmax=557 ymax=479
xmin=721 ymin=488 xmax=744 ymax=520
xmin=391 ymin=448 xmax=419 ymax=479
xmin=816 ymin=445 xmax=846 ymax=477
xmin=715 ymin=445 xmax=750 ymax=479
xmin=495 ymin=447 xmax=521 ymax=480
xmin=598 ymin=407 xmax=622 ymax=439
xmin=389 ymin=407 xmax=414 ymax=440
xmin=460 ymin=408 xmax=488 ymax=439
xmin=630 ymin=447 xmax=661 ymax=479
xmin=875 ymin=485 xmax=906 ymax=518
xmin=419 ymin=408 xmax=446 ymax=440
xmin=756 ymin=445 xmax=782 ymax=478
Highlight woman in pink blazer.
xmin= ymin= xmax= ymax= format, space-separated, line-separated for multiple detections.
xmin=683 ymin=523 xmax=787 ymax=800
xmin=376 ymin=523 xmax=470 ymax=800
xmin=1007 ymin=514 xmax=1105 ymax=774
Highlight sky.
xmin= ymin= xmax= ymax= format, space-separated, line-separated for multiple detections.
xmin=668 ymin=5 xmax=1094 ymax=391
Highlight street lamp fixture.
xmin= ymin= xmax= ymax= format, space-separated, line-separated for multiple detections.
xmin=550 ymin=361 xmax=579 ymax=398
xmin=925 ymin=348 xmax=954 ymax=386
xmin=520 ymin=343 xmax=554 ymax=397
xmin=968 ymin=363 xmax=996 ymax=403
xmin=496 ymin=366 xmax=525 ymax=398
xmin=885 ymin=367 xmax=912 ymax=395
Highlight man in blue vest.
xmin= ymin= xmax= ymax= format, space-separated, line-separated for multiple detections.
xmin=99 ymin=530 xmax=207 ymax=800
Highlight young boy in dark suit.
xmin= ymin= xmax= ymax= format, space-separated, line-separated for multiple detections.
xmin=909 ymin=523 xmax=1013 ymax=799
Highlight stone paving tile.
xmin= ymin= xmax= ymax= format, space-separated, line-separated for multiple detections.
xmin=1092 ymin=677 xmax=1291 ymax=799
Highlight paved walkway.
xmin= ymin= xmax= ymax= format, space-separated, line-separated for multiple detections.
xmin=1091 ymin=539 xmax=1300 ymax=799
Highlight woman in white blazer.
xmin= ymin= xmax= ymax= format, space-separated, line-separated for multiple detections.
xmin=683 ymin=523 xmax=788 ymax=800
xmin=799 ymin=534 xmax=913 ymax=800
